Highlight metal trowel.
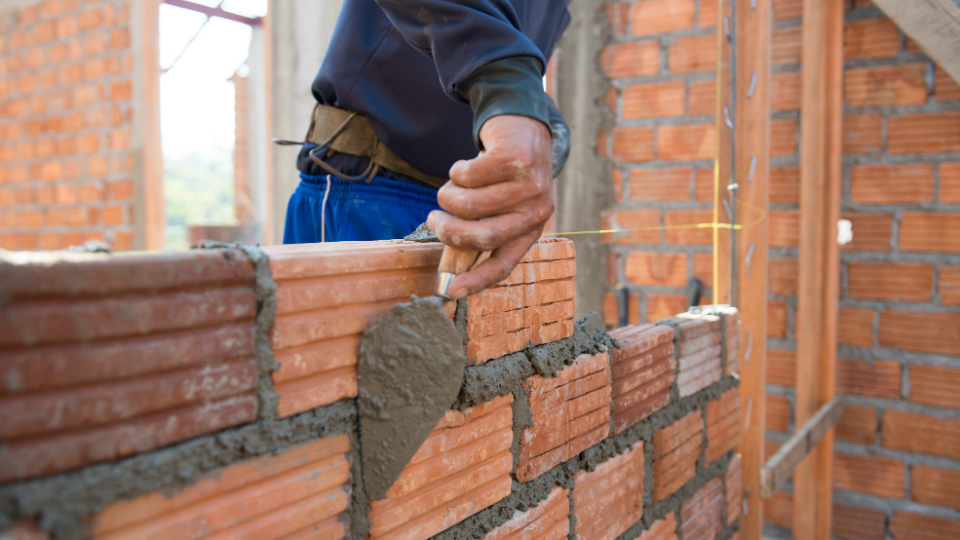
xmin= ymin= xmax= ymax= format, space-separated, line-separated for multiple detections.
xmin=356 ymin=245 xmax=479 ymax=500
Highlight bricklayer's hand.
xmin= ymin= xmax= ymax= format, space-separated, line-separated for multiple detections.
xmin=427 ymin=115 xmax=555 ymax=300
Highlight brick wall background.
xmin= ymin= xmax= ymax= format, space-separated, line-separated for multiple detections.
xmin=600 ymin=0 xmax=960 ymax=538
xmin=0 ymin=239 xmax=744 ymax=540
xmin=0 ymin=0 xmax=137 ymax=251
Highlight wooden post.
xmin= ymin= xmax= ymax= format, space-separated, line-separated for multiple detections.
xmin=135 ymin=0 xmax=164 ymax=250
xmin=731 ymin=0 xmax=770 ymax=538
xmin=794 ymin=0 xmax=843 ymax=537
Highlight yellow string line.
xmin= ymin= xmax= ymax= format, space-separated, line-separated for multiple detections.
xmin=543 ymin=197 xmax=766 ymax=237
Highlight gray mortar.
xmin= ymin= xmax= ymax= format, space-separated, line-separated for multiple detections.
xmin=196 ymin=241 xmax=281 ymax=418
xmin=454 ymin=297 xmax=469 ymax=349
xmin=403 ymin=221 xmax=440 ymax=243
xmin=0 ymin=400 xmax=355 ymax=540
xmin=526 ymin=313 xmax=618 ymax=377
xmin=347 ymin=424 xmax=372 ymax=540
xmin=357 ymin=296 xmax=466 ymax=500
xmin=456 ymin=352 xmax=533 ymax=410
xmin=510 ymin=385 xmax=535 ymax=473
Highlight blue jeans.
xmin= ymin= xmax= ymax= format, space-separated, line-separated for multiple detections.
xmin=283 ymin=173 xmax=442 ymax=244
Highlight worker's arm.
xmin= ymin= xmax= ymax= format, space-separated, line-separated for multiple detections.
xmin=376 ymin=0 xmax=570 ymax=299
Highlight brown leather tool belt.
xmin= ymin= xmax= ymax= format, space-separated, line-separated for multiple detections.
xmin=273 ymin=104 xmax=448 ymax=189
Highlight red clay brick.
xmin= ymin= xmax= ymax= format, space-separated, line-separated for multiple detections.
xmin=573 ymin=443 xmax=644 ymax=540
xmin=841 ymin=212 xmax=892 ymax=252
xmin=843 ymin=115 xmax=883 ymax=155
xmin=770 ymin=166 xmax=799 ymax=204
xmin=517 ymin=353 xmax=612 ymax=482
xmin=942 ymin=163 xmax=960 ymax=203
xmin=768 ymin=300 xmax=788 ymax=339
xmin=844 ymin=18 xmax=900 ymax=59
xmin=832 ymin=505 xmax=886 ymax=540
xmin=658 ymin=123 xmax=715 ymax=161
xmin=692 ymin=253 xmax=712 ymax=288
xmin=483 ymin=486 xmax=568 ymax=540
xmin=838 ymin=307 xmax=874 ymax=347
xmin=879 ymin=310 xmax=960 ymax=355
xmin=612 ymin=126 xmax=655 ymax=163
xmin=601 ymin=209 xmax=660 ymax=244
xmin=766 ymin=395 xmax=790 ymax=432
xmin=890 ymin=511 xmax=960 ymax=540
xmin=845 ymin=64 xmax=928 ymax=106
xmin=653 ymin=409 xmax=703 ymax=501
xmin=93 ymin=435 xmax=351 ymax=539
xmin=636 ymin=513 xmax=677 ymax=540
xmin=646 ymin=294 xmax=688 ymax=323
xmin=680 ymin=477 xmax=723 ymax=540
xmin=849 ymin=261 xmax=933 ymax=301
xmin=628 ymin=167 xmax=691 ymax=201
xmin=772 ymin=26 xmax=801 ymax=65
xmin=772 ymin=72 xmax=801 ymax=111
xmin=771 ymin=119 xmax=797 ymax=157
xmin=601 ymin=41 xmax=660 ymax=78
xmin=769 ymin=258 xmax=797 ymax=296
xmin=773 ymin=0 xmax=801 ymax=19
xmin=608 ymin=324 xmax=674 ymax=433
xmin=370 ymin=396 xmax=514 ymax=540
xmin=889 ymin=113 xmax=960 ymax=155
xmin=900 ymin=213 xmax=960 ymax=253
xmin=668 ymin=34 xmax=716 ymax=73
xmin=664 ymin=313 xmax=722 ymax=396
xmin=606 ymin=3 xmax=629 ymax=36
xmin=664 ymin=209 xmax=713 ymax=245
xmin=764 ymin=491 xmax=793 ymax=529
xmin=725 ymin=454 xmax=742 ymax=525
xmin=769 ymin=210 xmax=799 ymax=248
xmin=909 ymin=365 xmax=960 ymax=409
xmin=706 ymin=388 xmax=741 ymax=463
xmin=767 ymin=349 xmax=796 ymax=387
xmin=630 ymin=0 xmax=694 ymax=35
xmin=912 ymin=465 xmax=960 ymax=511
xmin=837 ymin=359 xmax=901 ymax=399
xmin=883 ymin=410 xmax=960 ymax=460
xmin=833 ymin=453 xmax=905 ymax=498
xmin=622 ymin=80 xmax=685 ymax=119
xmin=836 ymin=404 xmax=877 ymax=445
xmin=624 ymin=251 xmax=688 ymax=287
xmin=689 ymin=79 xmax=716 ymax=117
xmin=602 ymin=291 xmax=641 ymax=328
xmin=935 ymin=66 xmax=960 ymax=102
xmin=850 ymin=164 xmax=934 ymax=204
xmin=0 ymin=521 xmax=48 ymax=540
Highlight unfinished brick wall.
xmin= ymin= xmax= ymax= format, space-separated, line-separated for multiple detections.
xmin=0 ymin=238 xmax=742 ymax=540
xmin=0 ymin=0 xmax=138 ymax=251
xmin=759 ymin=1 xmax=960 ymax=538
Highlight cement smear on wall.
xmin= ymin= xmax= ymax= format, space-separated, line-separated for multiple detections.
xmin=357 ymin=296 xmax=466 ymax=500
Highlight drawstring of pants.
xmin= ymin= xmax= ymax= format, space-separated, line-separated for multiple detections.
xmin=321 ymin=175 xmax=332 ymax=242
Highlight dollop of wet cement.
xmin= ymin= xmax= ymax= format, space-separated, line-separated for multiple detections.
xmin=357 ymin=296 xmax=466 ymax=500
xmin=403 ymin=221 xmax=440 ymax=243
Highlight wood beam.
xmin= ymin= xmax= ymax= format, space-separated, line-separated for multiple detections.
xmin=730 ymin=0 xmax=770 ymax=539
xmin=135 ymin=0 xmax=164 ymax=250
xmin=871 ymin=0 xmax=960 ymax=86
xmin=761 ymin=398 xmax=844 ymax=499
xmin=794 ymin=0 xmax=844 ymax=538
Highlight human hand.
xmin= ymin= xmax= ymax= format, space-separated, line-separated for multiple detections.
xmin=427 ymin=115 xmax=555 ymax=300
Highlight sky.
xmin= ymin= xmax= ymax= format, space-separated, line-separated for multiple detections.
xmin=158 ymin=0 xmax=268 ymax=162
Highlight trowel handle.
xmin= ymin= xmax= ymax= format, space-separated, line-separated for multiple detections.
xmin=435 ymin=246 xmax=480 ymax=299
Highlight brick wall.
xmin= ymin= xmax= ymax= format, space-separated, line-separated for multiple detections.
xmin=601 ymin=0 xmax=960 ymax=538
xmin=600 ymin=0 xmax=720 ymax=328
xmin=0 ymin=238 xmax=743 ymax=540
xmin=761 ymin=1 xmax=960 ymax=538
xmin=0 ymin=0 xmax=138 ymax=251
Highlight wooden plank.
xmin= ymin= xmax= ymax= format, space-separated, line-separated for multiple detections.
xmin=872 ymin=0 xmax=960 ymax=86
xmin=731 ymin=0 xmax=771 ymax=539
xmin=760 ymin=397 xmax=844 ymax=499
xmin=794 ymin=0 xmax=844 ymax=538
xmin=134 ymin=0 xmax=165 ymax=250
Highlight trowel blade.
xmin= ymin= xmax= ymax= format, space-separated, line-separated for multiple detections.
xmin=357 ymin=295 xmax=466 ymax=500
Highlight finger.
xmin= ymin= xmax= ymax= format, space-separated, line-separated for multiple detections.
xmin=437 ymin=177 xmax=549 ymax=220
xmin=445 ymin=228 xmax=543 ymax=300
xmin=448 ymin=144 xmax=539 ymax=189
xmin=428 ymin=201 xmax=552 ymax=251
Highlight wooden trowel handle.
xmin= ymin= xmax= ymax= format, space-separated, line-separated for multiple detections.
xmin=435 ymin=246 xmax=480 ymax=299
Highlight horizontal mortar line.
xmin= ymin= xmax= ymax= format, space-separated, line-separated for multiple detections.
xmin=100 ymin=452 xmax=350 ymax=537
xmin=834 ymin=394 xmax=960 ymax=420
xmin=840 ymin=252 xmax=960 ymax=264
xmin=844 ymin=103 xmax=960 ymax=116
xmin=837 ymin=299 xmax=959 ymax=313
xmin=833 ymin=440 xmax=960 ymax=471
xmin=832 ymin=489 xmax=960 ymax=521
xmin=842 ymin=153 xmax=960 ymax=165
xmin=836 ymin=346 xmax=960 ymax=366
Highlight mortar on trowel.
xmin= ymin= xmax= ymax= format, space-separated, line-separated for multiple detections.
xmin=356 ymin=243 xmax=480 ymax=500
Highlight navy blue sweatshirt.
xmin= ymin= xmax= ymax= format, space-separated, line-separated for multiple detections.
xmin=297 ymin=0 xmax=571 ymax=183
